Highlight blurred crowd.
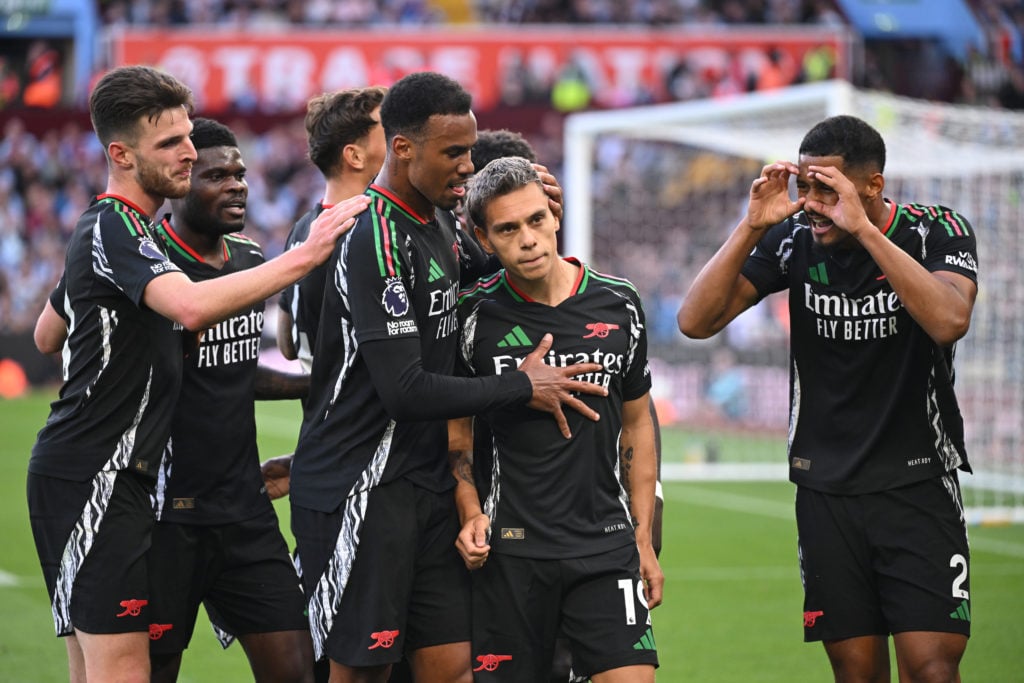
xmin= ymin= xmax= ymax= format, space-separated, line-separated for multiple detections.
xmin=4 ymin=0 xmax=1024 ymax=337
xmin=95 ymin=0 xmax=844 ymax=26
xmin=0 ymin=115 xmax=323 ymax=334
xmin=964 ymin=0 xmax=1024 ymax=109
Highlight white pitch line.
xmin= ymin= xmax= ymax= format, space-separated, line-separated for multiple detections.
xmin=665 ymin=484 xmax=793 ymax=521
xmin=970 ymin=536 xmax=1024 ymax=559
xmin=664 ymin=566 xmax=796 ymax=582
xmin=0 ymin=569 xmax=22 ymax=587
xmin=667 ymin=484 xmax=1024 ymax=559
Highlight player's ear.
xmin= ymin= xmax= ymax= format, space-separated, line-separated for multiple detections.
xmin=867 ymin=171 xmax=885 ymax=200
xmin=108 ymin=140 xmax=133 ymax=169
xmin=474 ymin=225 xmax=495 ymax=254
xmin=392 ymin=134 xmax=413 ymax=162
xmin=343 ymin=143 xmax=363 ymax=171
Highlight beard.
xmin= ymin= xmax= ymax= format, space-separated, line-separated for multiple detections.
xmin=136 ymin=156 xmax=190 ymax=200
xmin=178 ymin=193 xmax=244 ymax=236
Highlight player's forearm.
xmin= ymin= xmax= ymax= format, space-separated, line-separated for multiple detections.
xmin=449 ymin=449 xmax=483 ymax=524
xmin=855 ymin=227 xmax=976 ymax=346
xmin=254 ymin=365 xmax=309 ymax=400
xmin=146 ymin=246 xmax=322 ymax=331
xmin=652 ymin=494 xmax=664 ymax=558
xmin=453 ymin=477 xmax=484 ymax=525
xmin=627 ymin=453 xmax=658 ymax=547
xmin=448 ymin=418 xmax=483 ymax=524
xmin=677 ymin=219 xmax=763 ymax=339
xmin=276 ymin=309 xmax=298 ymax=360
xmin=191 ymin=247 xmax=320 ymax=329
xmin=363 ymin=338 xmax=532 ymax=421
xmin=620 ymin=417 xmax=657 ymax=546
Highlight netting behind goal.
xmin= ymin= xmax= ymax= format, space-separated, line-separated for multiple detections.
xmin=564 ymin=80 xmax=1024 ymax=524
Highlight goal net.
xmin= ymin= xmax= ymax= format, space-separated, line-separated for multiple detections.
xmin=564 ymin=80 xmax=1024 ymax=524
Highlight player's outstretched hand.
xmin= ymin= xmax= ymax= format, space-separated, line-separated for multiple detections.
xmin=533 ymin=163 xmax=564 ymax=222
xmin=639 ymin=544 xmax=664 ymax=609
xmin=747 ymin=161 xmax=804 ymax=231
xmin=260 ymin=453 xmax=293 ymax=500
xmin=303 ymin=194 xmax=371 ymax=265
xmin=456 ymin=513 xmax=491 ymax=570
xmin=521 ymin=333 xmax=607 ymax=439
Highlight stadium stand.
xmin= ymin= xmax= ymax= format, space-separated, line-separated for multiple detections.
xmin=2 ymin=0 xmax=1024 ymax=340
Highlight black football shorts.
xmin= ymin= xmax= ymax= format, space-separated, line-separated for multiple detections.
xmin=797 ymin=472 xmax=971 ymax=642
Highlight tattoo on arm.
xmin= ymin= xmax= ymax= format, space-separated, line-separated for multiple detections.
xmin=449 ymin=450 xmax=475 ymax=486
xmin=620 ymin=445 xmax=634 ymax=496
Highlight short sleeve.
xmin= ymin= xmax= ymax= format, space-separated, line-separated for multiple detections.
xmin=622 ymin=289 xmax=652 ymax=402
xmin=93 ymin=212 xmax=180 ymax=306
xmin=922 ymin=207 xmax=978 ymax=283
xmin=740 ymin=220 xmax=793 ymax=300
xmin=49 ymin=273 xmax=69 ymax=323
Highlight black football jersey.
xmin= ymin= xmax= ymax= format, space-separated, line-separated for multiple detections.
xmin=31 ymin=195 xmax=183 ymax=482
xmin=457 ymin=260 xmax=651 ymax=558
xmin=741 ymin=203 xmax=977 ymax=494
xmin=155 ymin=218 xmax=271 ymax=523
xmin=279 ymin=204 xmax=326 ymax=371
xmin=291 ymin=184 xmax=517 ymax=512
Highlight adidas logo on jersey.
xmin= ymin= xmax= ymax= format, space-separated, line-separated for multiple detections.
xmin=427 ymin=258 xmax=445 ymax=282
xmin=808 ymin=262 xmax=829 ymax=285
xmin=497 ymin=325 xmax=532 ymax=348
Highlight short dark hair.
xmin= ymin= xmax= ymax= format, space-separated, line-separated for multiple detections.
xmin=799 ymin=115 xmax=886 ymax=173
xmin=305 ymin=86 xmax=387 ymax=177
xmin=466 ymin=156 xmax=541 ymax=231
xmin=472 ymin=129 xmax=537 ymax=171
xmin=379 ymin=72 xmax=472 ymax=142
xmin=89 ymin=65 xmax=194 ymax=148
xmin=190 ymin=117 xmax=237 ymax=152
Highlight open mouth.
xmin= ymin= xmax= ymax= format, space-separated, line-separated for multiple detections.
xmin=223 ymin=202 xmax=246 ymax=218
xmin=808 ymin=215 xmax=833 ymax=235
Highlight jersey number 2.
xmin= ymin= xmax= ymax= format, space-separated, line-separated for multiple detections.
xmin=950 ymin=553 xmax=969 ymax=599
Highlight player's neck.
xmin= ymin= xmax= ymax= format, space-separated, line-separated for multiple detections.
xmin=374 ymin=164 xmax=434 ymax=222
xmin=171 ymin=218 xmax=226 ymax=267
xmin=104 ymin=175 xmax=161 ymax=220
xmin=871 ymin=199 xmax=896 ymax=232
xmin=509 ymin=257 xmax=578 ymax=306
xmin=323 ymin=173 xmax=371 ymax=206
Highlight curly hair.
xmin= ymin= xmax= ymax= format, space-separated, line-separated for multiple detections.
xmin=189 ymin=117 xmax=237 ymax=151
xmin=472 ymin=129 xmax=537 ymax=171
xmin=799 ymin=115 xmax=886 ymax=173
xmin=379 ymin=71 xmax=472 ymax=142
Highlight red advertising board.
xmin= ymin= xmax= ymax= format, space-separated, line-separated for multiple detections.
xmin=112 ymin=27 xmax=852 ymax=112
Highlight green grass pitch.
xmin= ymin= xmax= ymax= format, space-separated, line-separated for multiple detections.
xmin=2 ymin=392 xmax=1022 ymax=681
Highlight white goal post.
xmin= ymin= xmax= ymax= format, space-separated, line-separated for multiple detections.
xmin=564 ymin=80 xmax=1024 ymax=524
